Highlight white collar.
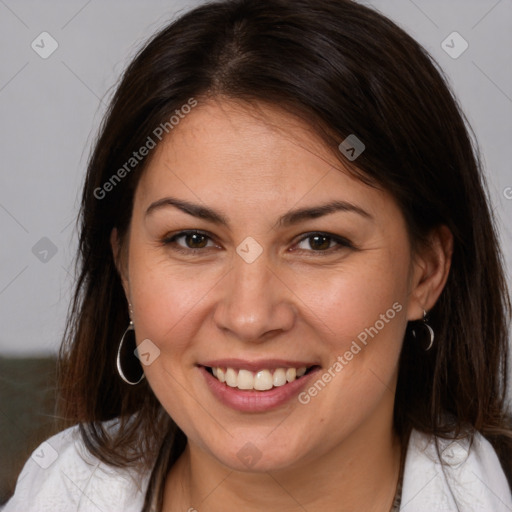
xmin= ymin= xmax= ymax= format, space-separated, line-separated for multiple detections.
xmin=400 ymin=429 xmax=512 ymax=511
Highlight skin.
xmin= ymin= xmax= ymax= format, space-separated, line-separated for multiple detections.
xmin=112 ymin=98 xmax=453 ymax=511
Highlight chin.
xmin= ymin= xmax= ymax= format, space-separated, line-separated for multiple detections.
xmin=207 ymin=437 xmax=309 ymax=473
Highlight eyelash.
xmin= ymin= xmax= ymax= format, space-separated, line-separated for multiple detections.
xmin=161 ymin=230 xmax=355 ymax=256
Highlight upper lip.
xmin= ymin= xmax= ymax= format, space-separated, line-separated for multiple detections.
xmin=199 ymin=358 xmax=319 ymax=371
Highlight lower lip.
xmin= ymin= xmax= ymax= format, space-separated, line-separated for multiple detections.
xmin=199 ymin=366 xmax=321 ymax=412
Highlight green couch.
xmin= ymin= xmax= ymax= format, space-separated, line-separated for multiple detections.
xmin=0 ymin=357 xmax=60 ymax=505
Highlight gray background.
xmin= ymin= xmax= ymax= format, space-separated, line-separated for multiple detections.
xmin=0 ymin=0 xmax=511 ymax=356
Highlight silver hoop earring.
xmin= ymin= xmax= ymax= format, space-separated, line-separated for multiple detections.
xmin=411 ymin=310 xmax=435 ymax=351
xmin=116 ymin=321 xmax=145 ymax=385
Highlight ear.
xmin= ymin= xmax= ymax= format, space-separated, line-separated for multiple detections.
xmin=110 ymin=227 xmax=130 ymax=299
xmin=407 ymin=225 xmax=453 ymax=321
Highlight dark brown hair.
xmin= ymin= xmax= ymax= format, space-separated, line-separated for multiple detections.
xmin=58 ymin=0 xmax=512 ymax=509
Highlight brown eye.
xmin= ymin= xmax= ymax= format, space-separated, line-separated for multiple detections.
xmin=162 ymin=230 xmax=216 ymax=253
xmin=294 ymin=232 xmax=354 ymax=254
xmin=182 ymin=232 xmax=208 ymax=249
xmin=307 ymin=234 xmax=332 ymax=251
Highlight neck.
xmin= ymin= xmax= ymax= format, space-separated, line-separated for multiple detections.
xmin=163 ymin=419 xmax=403 ymax=512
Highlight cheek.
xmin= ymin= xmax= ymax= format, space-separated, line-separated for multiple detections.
xmin=291 ymin=261 xmax=409 ymax=437
xmin=126 ymin=246 xmax=218 ymax=429
xmin=127 ymin=241 xmax=220 ymax=358
xmin=294 ymin=255 xmax=410 ymax=354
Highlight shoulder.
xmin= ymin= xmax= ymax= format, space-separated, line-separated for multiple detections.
xmin=2 ymin=421 xmax=149 ymax=512
xmin=401 ymin=428 xmax=512 ymax=511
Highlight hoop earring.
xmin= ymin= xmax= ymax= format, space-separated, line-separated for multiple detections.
xmin=411 ymin=310 xmax=435 ymax=351
xmin=116 ymin=321 xmax=145 ymax=385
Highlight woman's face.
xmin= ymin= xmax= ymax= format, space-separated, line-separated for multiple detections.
xmin=117 ymin=99 xmax=433 ymax=472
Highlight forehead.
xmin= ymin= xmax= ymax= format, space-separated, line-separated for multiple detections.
xmin=134 ymin=99 xmax=395 ymax=224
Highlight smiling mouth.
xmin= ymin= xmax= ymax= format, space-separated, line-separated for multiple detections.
xmin=203 ymin=365 xmax=320 ymax=391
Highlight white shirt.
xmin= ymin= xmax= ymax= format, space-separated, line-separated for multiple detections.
xmin=2 ymin=424 xmax=511 ymax=511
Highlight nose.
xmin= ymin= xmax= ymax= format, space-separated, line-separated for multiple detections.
xmin=212 ymin=251 xmax=296 ymax=343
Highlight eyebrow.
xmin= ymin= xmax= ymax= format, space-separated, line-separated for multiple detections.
xmin=145 ymin=196 xmax=373 ymax=228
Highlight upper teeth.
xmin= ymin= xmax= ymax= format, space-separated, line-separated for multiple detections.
xmin=211 ymin=366 xmax=307 ymax=390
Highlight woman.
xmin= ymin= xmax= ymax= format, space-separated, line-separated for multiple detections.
xmin=4 ymin=0 xmax=512 ymax=510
